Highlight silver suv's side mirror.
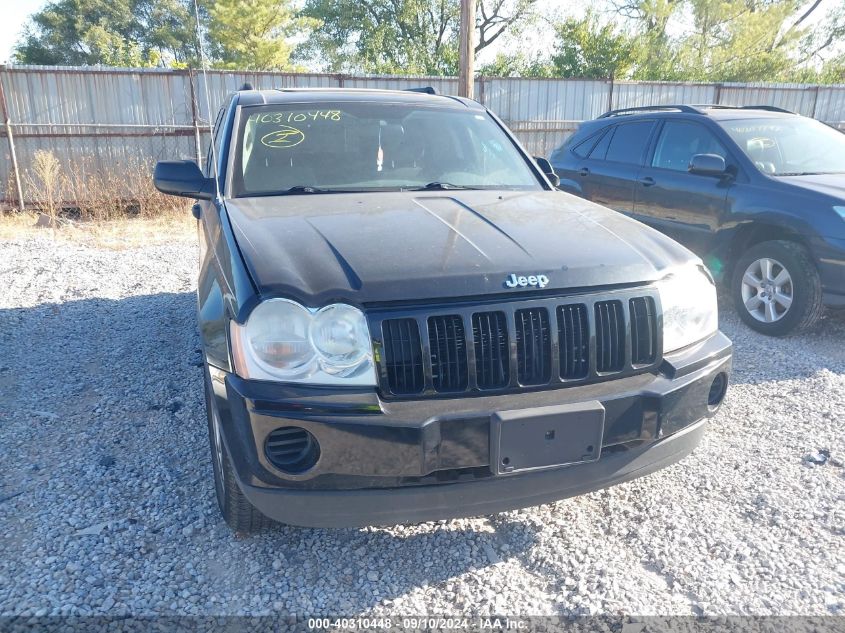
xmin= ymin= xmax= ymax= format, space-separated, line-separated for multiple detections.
xmin=534 ymin=156 xmax=561 ymax=187
xmin=688 ymin=153 xmax=727 ymax=176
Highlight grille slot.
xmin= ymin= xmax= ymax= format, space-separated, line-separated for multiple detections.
xmin=382 ymin=318 xmax=425 ymax=395
xmin=514 ymin=308 xmax=551 ymax=385
xmin=630 ymin=297 xmax=657 ymax=365
xmin=595 ymin=300 xmax=625 ymax=372
xmin=472 ymin=311 xmax=510 ymax=389
xmin=557 ymin=304 xmax=589 ymax=379
xmin=428 ymin=315 xmax=468 ymax=393
xmin=265 ymin=426 xmax=319 ymax=473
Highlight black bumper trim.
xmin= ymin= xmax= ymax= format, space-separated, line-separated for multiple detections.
xmin=235 ymin=418 xmax=707 ymax=528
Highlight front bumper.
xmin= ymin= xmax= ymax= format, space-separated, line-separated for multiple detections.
xmin=209 ymin=332 xmax=732 ymax=528
xmin=812 ymin=235 xmax=845 ymax=307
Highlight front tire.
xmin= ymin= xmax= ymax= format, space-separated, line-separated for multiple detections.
xmin=731 ymin=240 xmax=823 ymax=336
xmin=204 ymin=367 xmax=273 ymax=534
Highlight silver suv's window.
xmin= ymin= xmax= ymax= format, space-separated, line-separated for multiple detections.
xmin=231 ymin=102 xmax=542 ymax=196
xmin=652 ymin=121 xmax=727 ymax=172
xmin=722 ymin=117 xmax=845 ymax=176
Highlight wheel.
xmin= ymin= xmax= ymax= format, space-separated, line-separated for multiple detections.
xmin=204 ymin=367 xmax=274 ymax=534
xmin=731 ymin=240 xmax=823 ymax=336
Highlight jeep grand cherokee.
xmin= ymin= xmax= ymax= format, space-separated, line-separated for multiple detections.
xmin=154 ymin=87 xmax=732 ymax=532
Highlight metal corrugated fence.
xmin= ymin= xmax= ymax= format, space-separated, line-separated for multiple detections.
xmin=1 ymin=65 xmax=844 ymax=207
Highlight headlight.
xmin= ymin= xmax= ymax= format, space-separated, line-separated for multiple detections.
xmin=310 ymin=304 xmax=371 ymax=373
xmin=231 ymin=299 xmax=376 ymax=385
xmin=657 ymin=264 xmax=718 ymax=353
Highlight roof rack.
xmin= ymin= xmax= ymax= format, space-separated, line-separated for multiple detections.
xmin=599 ymin=104 xmax=796 ymax=119
xmin=598 ymin=105 xmax=704 ymax=118
xmin=692 ymin=104 xmax=795 ymax=114
xmin=404 ymin=86 xmax=437 ymax=95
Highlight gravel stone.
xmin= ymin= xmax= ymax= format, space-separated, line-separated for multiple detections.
xmin=1 ymin=235 xmax=844 ymax=617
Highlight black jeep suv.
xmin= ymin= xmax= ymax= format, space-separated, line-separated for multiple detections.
xmin=154 ymin=88 xmax=731 ymax=532
xmin=551 ymin=105 xmax=845 ymax=336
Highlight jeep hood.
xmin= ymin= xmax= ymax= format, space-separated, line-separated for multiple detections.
xmin=225 ymin=190 xmax=695 ymax=306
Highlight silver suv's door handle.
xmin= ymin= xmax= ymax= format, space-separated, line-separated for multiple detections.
xmin=639 ymin=176 xmax=655 ymax=187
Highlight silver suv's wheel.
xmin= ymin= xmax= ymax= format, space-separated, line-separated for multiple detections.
xmin=731 ymin=240 xmax=823 ymax=336
xmin=740 ymin=257 xmax=793 ymax=323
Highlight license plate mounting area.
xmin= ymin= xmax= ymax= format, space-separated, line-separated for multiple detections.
xmin=491 ymin=401 xmax=605 ymax=475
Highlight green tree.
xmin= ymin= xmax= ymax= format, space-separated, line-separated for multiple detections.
xmin=298 ymin=0 xmax=537 ymax=74
xmin=675 ymin=0 xmax=803 ymax=81
xmin=550 ymin=11 xmax=638 ymax=79
xmin=611 ymin=0 xmax=845 ymax=82
xmin=611 ymin=0 xmax=683 ymax=80
xmin=14 ymin=0 xmax=198 ymax=66
xmin=206 ymin=0 xmax=317 ymax=70
xmin=477 ymin=52 xmax=553 ymax=77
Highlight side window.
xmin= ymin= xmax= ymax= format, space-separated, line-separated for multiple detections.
xmin=588 ymin=128 xmax=613 ymax=160
xmin=572 ymin=130 xmax=605 ymax=158
xmin=605 ymin=121 xmax=655 ymax=165
xmin=652 ymin=121 xmax=727 ymax=172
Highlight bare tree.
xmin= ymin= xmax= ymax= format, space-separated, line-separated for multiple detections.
xmin=476 ymin=0 xmax=538 ymax=52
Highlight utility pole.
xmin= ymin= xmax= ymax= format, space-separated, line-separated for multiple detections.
xmin=458 ymin=0 xmax=475 ymax=99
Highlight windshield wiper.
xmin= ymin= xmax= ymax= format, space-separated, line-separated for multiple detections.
xmin=408 ymin=182 xmax=481 ymax=191
xmin=277 ymin=185 xmax=334 ymax=194
xmin=775 ymin=171 xmax=845 ymax=176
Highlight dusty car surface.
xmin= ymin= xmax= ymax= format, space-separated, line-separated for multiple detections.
xmin=154 ymin=87 xmax=732 ymax=532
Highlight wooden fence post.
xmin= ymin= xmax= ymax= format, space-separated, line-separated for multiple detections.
xmin=0 ymin=66 xmax=25 ymax=211
xmin=188 ymin=68 xmax=203 ymax=165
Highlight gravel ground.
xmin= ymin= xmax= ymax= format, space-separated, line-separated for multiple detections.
xmin=0 ymin=235 xmax=843 ymax=618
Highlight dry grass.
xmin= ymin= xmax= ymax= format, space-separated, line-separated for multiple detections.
xmin=21 ymin=151 xmax=188 ymax=222
xmin=0 ymin=209 xmax=196 ymax=249
xmin=2 ymin=149 xmax=196 ymax=248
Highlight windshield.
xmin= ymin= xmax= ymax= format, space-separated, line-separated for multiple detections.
xmin=721 ymin=117 xmax=845 ymax=176
xmin=231 ymin=102 xmax=542 ymax=196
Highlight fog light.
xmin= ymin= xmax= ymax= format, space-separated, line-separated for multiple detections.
xmin=264 ymin=426 xmax=320 ymax=474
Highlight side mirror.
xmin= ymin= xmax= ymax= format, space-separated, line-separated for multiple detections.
xmin=688 ymin=154 xmax=727 ymax=177
xmin=534 ymin=156 xmax=561 ymax=188
xmin=154 ymin=160 xmax=215 ymax=200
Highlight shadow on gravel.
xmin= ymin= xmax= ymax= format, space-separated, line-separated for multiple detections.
xmin=0 ymin=292 xmax=541 ymax=613
xmin=0 ymin=292 xmax=200 ymax=415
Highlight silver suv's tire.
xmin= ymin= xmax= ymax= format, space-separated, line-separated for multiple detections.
xmin=731 ymin=240 xmax=823 ymax=336
xmin=204 ymin=366 xmax=273 ymax=534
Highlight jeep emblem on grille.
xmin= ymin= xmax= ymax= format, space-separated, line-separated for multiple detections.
xmin=505 ymin=273 xmax=550 ymax=289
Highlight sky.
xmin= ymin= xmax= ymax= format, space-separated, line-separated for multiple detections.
xmin=1 ymin=0 xmax=45 ymax=63
xmin=0 ymin=0 xmax=838 ymax=67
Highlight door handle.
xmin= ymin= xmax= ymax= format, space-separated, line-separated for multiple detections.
xmin=639 ymin=176 xmax=655 ymax=187
xmin=578 ymin=167 xmax=590 ymax=177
